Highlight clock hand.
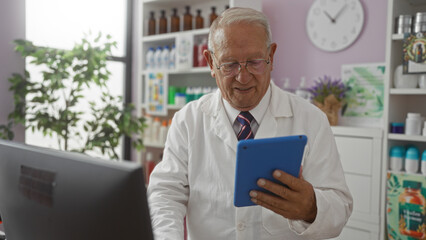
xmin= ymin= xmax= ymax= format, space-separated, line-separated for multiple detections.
xmin=333 ymin=4 xmax=348 ymax=22
xmin=323 ymin=10 xmax=335 ymax=23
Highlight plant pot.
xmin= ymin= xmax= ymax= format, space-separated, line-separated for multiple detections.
xmin=313 ymin=95 xmax=342 ymax=126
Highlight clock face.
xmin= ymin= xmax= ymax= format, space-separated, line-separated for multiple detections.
xmin=306 ymin=0 xmax=364 ymax=52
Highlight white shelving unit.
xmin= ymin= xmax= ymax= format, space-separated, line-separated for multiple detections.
xmin=134 ymin=0 xmax=262 ymax=166
xmin=330 ymin=126 xmax=383 ymax=240
xmin=382 ymin=0 xmax=426 ymax=239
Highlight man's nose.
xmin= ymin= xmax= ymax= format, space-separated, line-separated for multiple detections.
xmin=235 ymin=64 xmax=251 ymax=84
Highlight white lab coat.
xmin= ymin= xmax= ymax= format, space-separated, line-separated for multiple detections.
xmin=148 ymin=82 xmax=353 ymax=240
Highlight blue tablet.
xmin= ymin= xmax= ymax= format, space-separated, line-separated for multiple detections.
xmin=234 ymin=135 xmax=308 ymax=207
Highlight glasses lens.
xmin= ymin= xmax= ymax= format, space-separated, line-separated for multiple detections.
xmin=221 ymin=62 xmax=240 ymax=76
xmin=246 ymin=60 xmax=267 ymax=74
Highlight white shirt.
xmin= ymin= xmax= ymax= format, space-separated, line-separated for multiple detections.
xmin=148 ymin=82 xmax=353 ymax=240
xmin=223 ymin=85 xmax=271 ymax=137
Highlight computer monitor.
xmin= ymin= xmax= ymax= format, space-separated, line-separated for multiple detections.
xmin=0 ymin=139 xmax=154 ymax=240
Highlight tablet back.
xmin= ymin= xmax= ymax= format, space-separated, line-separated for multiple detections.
xmin=234 ymin=135 xmax=307 ymax=207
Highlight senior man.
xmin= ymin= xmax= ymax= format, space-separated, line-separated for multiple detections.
xmin=148 ymin=7 xmax=353 ymax=240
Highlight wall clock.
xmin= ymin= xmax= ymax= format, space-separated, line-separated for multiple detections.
xmin=306 ymin=0 xmax=364 ymax=52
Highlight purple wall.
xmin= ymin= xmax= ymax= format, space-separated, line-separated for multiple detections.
xmin=262 ymin=0 xmax=388 ymax=90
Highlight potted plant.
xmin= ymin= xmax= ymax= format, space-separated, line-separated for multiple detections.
xmin=0 ymin=33 xmax=145 ymax=160
xmin=309 ymin=75 xmax=348 ymax=126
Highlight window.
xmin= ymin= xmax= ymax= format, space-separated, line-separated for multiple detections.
xmin=25 ymin=0 xmax=132 ymax=159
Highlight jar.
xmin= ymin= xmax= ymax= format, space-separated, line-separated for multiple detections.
xmin=174 ymin=92 xmax=186 ymax=106
xmin=405 ymin=146 xmax=420 ymax=174
xmin=405 ymin=113 xmax=422 ymax=136
xmin=419 ymin=74 xmax=426 ymax=88
xmin=396 ymin=15 xmax=413 ymax=34
xmin=422 ymin=150 xmax=426 ymax=175
xmin=389 ymin=146 xmax=405 ymax=171
xmin=394 ymin=65 xmax=418 ymax=88
xmin=398 ymin=180 xmax=426 ymax=239
xmin=390 ymin=122 xmax=405 ymax=134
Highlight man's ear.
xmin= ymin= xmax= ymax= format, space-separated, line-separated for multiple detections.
xmin=268 ymin=43 xmax=278 ymax=71
xmin=203 ymin=49 xmax=216 ymax=78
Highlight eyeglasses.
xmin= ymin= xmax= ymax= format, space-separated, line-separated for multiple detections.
xmin=210 ymin=52 xmax=270 ymax=77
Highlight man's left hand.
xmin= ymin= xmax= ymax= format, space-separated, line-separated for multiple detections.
xmin=249 ymin=169 xmax=317 ymax=223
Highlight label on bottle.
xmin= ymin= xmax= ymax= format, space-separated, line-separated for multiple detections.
xmin=399 ymin=202 xmax=425 ymax=237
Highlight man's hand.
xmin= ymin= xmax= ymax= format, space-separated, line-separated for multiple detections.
xmin=249 ymin=169 xmax=317 ymax=223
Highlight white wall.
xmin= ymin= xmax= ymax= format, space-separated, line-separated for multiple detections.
xmin=0 ymin=0 xmax=25 ymax=142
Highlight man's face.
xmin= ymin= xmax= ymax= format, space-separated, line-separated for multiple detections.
xmin=205 ymin=22 xmax=277 ymax=111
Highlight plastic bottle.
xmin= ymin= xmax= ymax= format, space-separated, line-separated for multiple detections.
xmin=389 ymin=146 xmax=405 ymax=172
xmin=145 ymin=152 xmax=156 ymax=184
xmin=152 ymin=117 xmax=161 ymax=144
xmin=405 ymin=112 xmax=422 ymax=136
xmin=143 ymin=114 xmax=153 ymax=143
xmin=421 ymin=150 xmax=426 ymax=175
xmin=209 ymin=6 xmax=218 ymax=26
xmin=159 ymin=10 xmax=167 ymax=34
xmin=405 ymin=146 xmax=419 ymax=173
xmin=154 ymin=46 xmax=163 ymax=69
xmin=423 ymin=120 xmax=426 ymax=136
xmin=195 ymin=9 xmax=204 ymax=29
xmin=159 ymin=120 xmax=168 ymax=145
xmin=161 ymin=45 xmax=170 ymax=70
xmin=398 ymin=180 xmax=426 ymax=239
xmin=146 ymin=47 xmax=155 ymax=70
xmin=183 ymin=6 xmax=193 ymax=31
xmin=282 ymin=77 xmax=291 ymax=92
xmin=295 ymin=77 xmax=311 ymax=101
xmin=175 ymin=92 xmax=186 ymax=106
xmin=148 ymin=11 xmax=156 ymax=35
xmin=169 ymin=44 xmax=176 ymax=70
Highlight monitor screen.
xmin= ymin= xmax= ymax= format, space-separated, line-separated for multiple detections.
xmin=0 ymin=140 xmax=154 ymax=240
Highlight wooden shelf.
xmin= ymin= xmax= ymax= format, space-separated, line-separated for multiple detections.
xmin=388 ymin=133 xmax=426 ymax=142
xmin=144 ymin=141 xmax=165 ymax=148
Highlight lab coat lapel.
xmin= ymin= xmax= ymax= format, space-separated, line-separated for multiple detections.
xmin=201 ymin=90 xmax=238 ymax=153
xmin=255 ymin=110 xmax=278 ymax=139
xmin=255 ymin=82 xmax=293 ymax=139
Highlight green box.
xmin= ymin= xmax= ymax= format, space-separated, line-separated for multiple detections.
xmin=386 ymin=172 xmax=426 ymax=240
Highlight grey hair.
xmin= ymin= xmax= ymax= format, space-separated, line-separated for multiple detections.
xmin=208 ymin=7 xmax=272 ymax=52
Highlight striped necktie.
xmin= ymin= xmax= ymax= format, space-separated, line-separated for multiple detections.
xmin=236 ymin=111 xmax=254 ymax=141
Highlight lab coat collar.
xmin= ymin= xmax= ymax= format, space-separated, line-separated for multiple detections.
xmin=200 ymin=81 xmax=294 ymax=152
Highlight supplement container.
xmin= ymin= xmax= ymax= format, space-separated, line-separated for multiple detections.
xmin=393 ymin=65 xmax=418 ymax=88
xmin=405 ymin=147 xmax=420 ymax=173
xmin=418 ymin=74 xmax=426 ymax=88
xmin=390 ymin=122 xmax=404 ymax=134
xmin=398 ymin=180 xmax=426 ymax=239
xmin=423 ymin=120 xmax=426 ymax=136
xmin=414 ymin=12 xmax=426 ymax=33
xmin=405 ymin=112 xmax=422 ymax=136
xmin=395 ymin=15 xmax=412 ymax=34
xmin=422 ymin=150 xmax=426 ymax=175
xmin=389 ymin=146 xmax=405 ymax=171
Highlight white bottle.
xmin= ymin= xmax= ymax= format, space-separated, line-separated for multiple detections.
xmin=146 ymin=47 xmax=155 ymax=70
xmin=151 ymin=117 xmax=161 ymax=144
xmin=295 ymin=77 xmax=311 ymax=101
xmin=282 ymin=77 xmax=291 ymax=92
xmin=154 ymin=46 xmax=163 ymax=69
xmin=389 ymin=146 xmax=404 ymax=172
xmin=405 ymin=146 xmax=419 ymax=174
xmin=421 ymin=150 xmax=426 ymax=175
xmin=143 ymin=115 xmax=153 ymax=143
xmin=405 ymin=112 xmax=422 ymax=136
xmin=158 ymin=120 xmax=168 ymax=145
xmin=161 ymin=45 xmax=170 ymax=71
xmin=423 ymin=120 xmax=426 ymax=136
xmin=169 ymin=44 xmax=176 ymax=70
